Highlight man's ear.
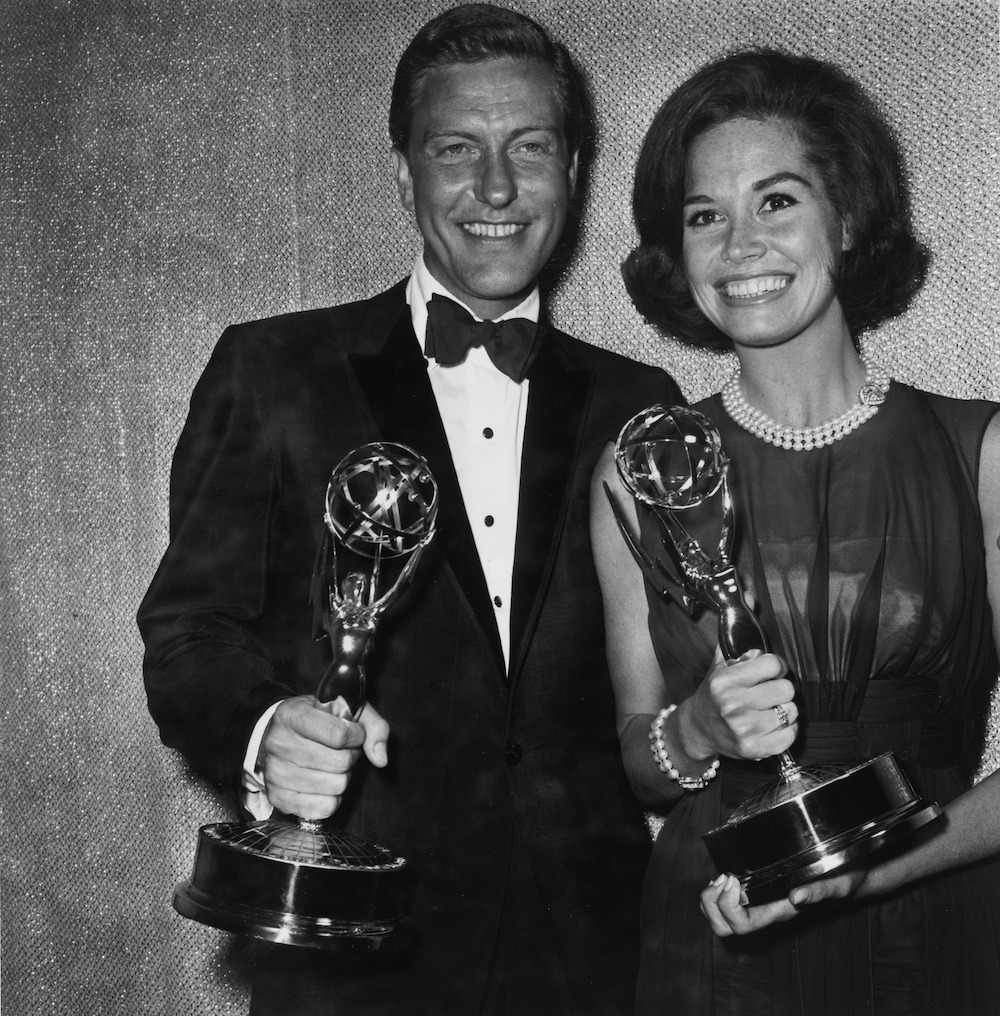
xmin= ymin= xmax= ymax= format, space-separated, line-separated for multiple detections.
xmin=391 ymin=148 xmax=415 ymax=213
xmin=567 ymin=149 xmax=579 ymax=199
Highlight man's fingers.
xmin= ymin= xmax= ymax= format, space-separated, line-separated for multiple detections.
xmin=263 ymin=758 xmax=354 ymax=798
xmin=258 ymin=696 xmax=391 ymax=819
xmin=280 ymin=696 xmax=367 ymax=750
xmin=357 ymin=702 xmax=390 ymax=768
xmin=267 ymin=787 xmax=343 ymax=822
xmin=260 ymin=745 xmax=360 ymax=821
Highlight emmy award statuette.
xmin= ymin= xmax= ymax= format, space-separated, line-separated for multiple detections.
xmin=606 ymin=405 xmax=942 ymax=904
xmin=173 ymin=442 xmax=438 ymax=947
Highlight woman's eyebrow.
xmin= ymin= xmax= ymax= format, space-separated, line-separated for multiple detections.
xmin=753 ymin=171 xmax=813 ymax=191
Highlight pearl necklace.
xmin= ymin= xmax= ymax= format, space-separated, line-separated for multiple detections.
xmin=721 ymin=357 xmax=891 ymax=451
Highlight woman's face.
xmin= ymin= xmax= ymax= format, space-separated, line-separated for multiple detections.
xmin=681 ymin=118 xmax=848 ymax=351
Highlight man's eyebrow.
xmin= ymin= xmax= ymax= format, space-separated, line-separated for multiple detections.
xmin=420 ymin=129 xmax=479 ymax=144
xmin=421 ymin=124 xmax=562 ymax=144
xmin=511 ymin=123 xmax=561 ymax=135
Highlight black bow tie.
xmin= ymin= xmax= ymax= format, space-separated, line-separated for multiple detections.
xmin=424 ymin=294 xmax=541 ymax=383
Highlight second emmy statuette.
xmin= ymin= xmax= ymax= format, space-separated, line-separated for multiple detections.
xmin=606 ymin=405 xmax=941 ymax=904
xmin=173 ymin=441 xmax=438 ymax=947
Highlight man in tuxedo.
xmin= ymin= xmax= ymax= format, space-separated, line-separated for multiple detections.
xmin=139 ymin=5 xmax=680 ymax=1014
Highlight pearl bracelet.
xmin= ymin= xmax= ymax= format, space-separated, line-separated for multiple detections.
xmin=648 ymin=704 xmax=720 ymax=791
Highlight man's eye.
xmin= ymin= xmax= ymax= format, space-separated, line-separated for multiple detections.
xmin=435 ymin=143 xmax=474 ymax=160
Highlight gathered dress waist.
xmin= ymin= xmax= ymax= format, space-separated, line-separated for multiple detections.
xmin=721 ymin=678 xmax=965 ymax=804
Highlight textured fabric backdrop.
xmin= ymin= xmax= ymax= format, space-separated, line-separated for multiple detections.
xmin=2 ymin=1 xmax=997 ymax=1013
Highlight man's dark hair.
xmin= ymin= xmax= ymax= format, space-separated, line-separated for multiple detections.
xmin=622 ymin=49 xmax=930 ymax=350
xmin=389 ymin=4 xmax=587 ymax=156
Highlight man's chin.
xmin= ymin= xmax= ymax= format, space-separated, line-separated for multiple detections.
xmin=443 ymin=271 xmax=540 ymax=313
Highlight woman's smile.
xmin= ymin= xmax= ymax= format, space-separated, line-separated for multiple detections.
xmin=718 ymin=274 xmax=791 ymax=300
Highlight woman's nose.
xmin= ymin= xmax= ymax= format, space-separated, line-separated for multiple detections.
xmin=723 ymin=214 xmax=766 ymax=263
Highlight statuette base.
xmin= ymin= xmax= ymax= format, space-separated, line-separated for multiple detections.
xmin=704 ymin=753 xmax=942 ymax=905
xmin=173 ymin=820 xmax=409 ymax=949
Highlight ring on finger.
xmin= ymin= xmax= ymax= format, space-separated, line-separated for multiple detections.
xmin=773 ymin=703 xmax=790 ymax=729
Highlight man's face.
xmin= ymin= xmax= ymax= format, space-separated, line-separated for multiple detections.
xmin=392 ymin=58 xmax=578 ymax=320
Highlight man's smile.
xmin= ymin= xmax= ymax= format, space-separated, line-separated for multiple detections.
xmin=460 ymin=222 xmax=527 ymax=237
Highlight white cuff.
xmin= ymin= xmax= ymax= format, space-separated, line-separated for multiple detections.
xmin=240 ymin=701 xmax=283 ymax=820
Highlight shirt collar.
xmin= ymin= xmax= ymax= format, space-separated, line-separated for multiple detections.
xmin=405 ymin=254 xmax=540 ymax=355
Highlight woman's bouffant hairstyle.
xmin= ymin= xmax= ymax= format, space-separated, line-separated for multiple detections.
xmin=389 ymin=4 xmax=588 ymax=157
xmin=622 ymin=49 xmax=930 ymax=350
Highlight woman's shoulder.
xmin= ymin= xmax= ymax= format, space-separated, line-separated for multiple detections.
xmin=898 ymin=383 xmax=999 ymax=439
xmin=897 ymin=383 xmax=1000 ymax=486
xmin=902 ymin=382 xmax=998 ymax=418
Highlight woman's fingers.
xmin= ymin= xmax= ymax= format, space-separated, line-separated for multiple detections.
xmin=700 ymin=873 xmax=737 ymax=936
xmin=700 ymin=874 xmax=802 ymax=936
xmin=701 ymin=650 xmax=797 ymax=757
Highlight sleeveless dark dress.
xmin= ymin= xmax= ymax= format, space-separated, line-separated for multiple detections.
xmin=636 ymin=385 xmax=1000 ymax=1016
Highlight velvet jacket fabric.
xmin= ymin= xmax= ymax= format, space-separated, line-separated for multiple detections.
xmin=139 ymin=281 xmax=679 ymax=1015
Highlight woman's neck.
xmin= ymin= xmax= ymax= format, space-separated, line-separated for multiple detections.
xmin=734 ymin=331 xmax=866 ymax=430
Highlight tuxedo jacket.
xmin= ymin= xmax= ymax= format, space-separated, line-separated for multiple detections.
xmin=139 ymin=281 xmax=681 ymax=1015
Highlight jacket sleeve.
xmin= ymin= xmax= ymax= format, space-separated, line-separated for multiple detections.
xmin=138 ymin=326 xmax=293 ymax=805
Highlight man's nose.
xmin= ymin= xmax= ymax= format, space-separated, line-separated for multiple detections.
xmin=475 ymin=149 xmax=517 ymax=207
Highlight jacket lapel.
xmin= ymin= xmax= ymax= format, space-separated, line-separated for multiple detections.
xmin=508 ymin=333 xmax=592 ymax=687
xmin=348 ymin=301 xmax=506 ymax=676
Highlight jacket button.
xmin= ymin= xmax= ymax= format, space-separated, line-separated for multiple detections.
xmin=505 ymin=742 xmax=522 ymax=766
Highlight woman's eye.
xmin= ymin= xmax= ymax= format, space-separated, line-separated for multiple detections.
xmin=685 ymin=209 xmax=720 ymax=228
xmin=761 ymin=193 xmax=797 ymax=212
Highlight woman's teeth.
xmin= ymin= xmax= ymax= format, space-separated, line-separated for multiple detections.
xmin=723 ymin=276 xmax=788 ymax=298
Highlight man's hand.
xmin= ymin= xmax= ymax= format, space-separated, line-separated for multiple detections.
xmin=257 ymin=696 xmax=389 ymax=820
xmin=699 ymin=868 xmax=867 ymax=937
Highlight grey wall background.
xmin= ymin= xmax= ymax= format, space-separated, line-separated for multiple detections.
xmin=3 ymin=1 xmax=997 ymax=1013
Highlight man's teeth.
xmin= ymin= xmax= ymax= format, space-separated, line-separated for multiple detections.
xmin=724 ymin=276 xmax=789 ymax=298
xmin=462 ymin=222 xmax=525 ymax=237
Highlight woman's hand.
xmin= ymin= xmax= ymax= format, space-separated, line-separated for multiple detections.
xmin=679 ymin=646 xmax=799 ymax=762
xmin=700 ymin=868 xmax=867 ymax=937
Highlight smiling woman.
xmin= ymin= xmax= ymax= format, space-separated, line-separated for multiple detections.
xmin=624 ymin=51 xmax=929 ymax=354
xmin=681 ymin=118 xmax=847 ymax=354
xmin=594 ymin=49 xmax=1000 ymax=1016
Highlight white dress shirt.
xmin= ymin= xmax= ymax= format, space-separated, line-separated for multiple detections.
xmin=242 ymin=257 xmax=536 ymax=816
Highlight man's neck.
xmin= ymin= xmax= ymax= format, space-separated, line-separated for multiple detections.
xmin=406 ymin=256 xmax=539 ymax=351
